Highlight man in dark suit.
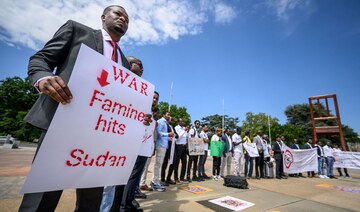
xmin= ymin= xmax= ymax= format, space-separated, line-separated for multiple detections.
xmin=220 ymin=128 xmax=233 ymax=178
xmin=19 ymin=5 xmax=131 ymax=212
xmin=252 ymin=131 xmax=265 ymax=179
xmin=273 ymin=137 xmax=287 ymax=179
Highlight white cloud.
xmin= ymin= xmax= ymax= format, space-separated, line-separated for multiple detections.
xmin=264 ymin=0 xmax=316 ymax=36
xmin=265 ymin=0 xmax=316 ymax=22
xmin=0 ymin=0 xmax=237 ymax=50
xmin=200 ymin=0 xmax=237 ymax=24
xmin=214 ymin=2 xmax=237 ymax=24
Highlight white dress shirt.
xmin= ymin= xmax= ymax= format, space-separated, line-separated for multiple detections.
xmin=232 ymin=133 xmax=243 ymax=153
xmin=101 ymin=29 xmax=122 ymax=65
xmin=175 ymin=125 xmax=188 ymax=145
xmin=199 ymin=131 xmax=209 ymax=151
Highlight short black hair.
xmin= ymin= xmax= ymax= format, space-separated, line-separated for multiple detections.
xmin=194 ymin=120 xmax=200 ymax=124
xmin=154 ymin=91 xmax=159 ymax=97
xmin=103 ymin=5 xmax=124 ymax=15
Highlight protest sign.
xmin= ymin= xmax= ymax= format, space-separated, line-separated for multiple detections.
xmin=283 ymin=145 xmax=318 ymax=174
xmin=243 ymin=143 xmax=259 ymax=157
xmin=209 ymin=196 xmax=254 ymax=211
xmin=22 ymin=44 xmax=154 ymax=193
xmin=333 ymin=151 xmax=360 ymax=169
xmin=210 ymin=140 xmax=224 ymax=157
xmin=169 ymin=136 xmax=176 ymax=164
xmin=138 ymin=120 xmax=156 ymax=157
xmin=188 ymin=138 xmax=205 ymax=156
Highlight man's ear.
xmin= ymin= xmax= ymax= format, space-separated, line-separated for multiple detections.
xmin=101 ymin=14 xmax=105 ymax=22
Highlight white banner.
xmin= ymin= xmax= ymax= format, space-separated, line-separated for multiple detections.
xmin=333 ymin=151 xmax=360 ymax=169
xmin=243 ymin=143 xmax=259 ymax=157
xmin=188 ymin=138 xmax=205 ymax=156
xmin=283 ymin=145 xmax=318 ymax=174
xmin=22 ymin=44 xmax=154 ymax=193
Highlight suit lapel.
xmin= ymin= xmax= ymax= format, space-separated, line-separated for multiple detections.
xmin=119 ymin=49 xmax=130 ymax=69
xmin=93 ymin=30 xmax=103 ymax=54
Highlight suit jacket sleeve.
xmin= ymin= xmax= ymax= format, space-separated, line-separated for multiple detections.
xmin=25 ymin=20 xmax=130 ymax=130
xmin=221 ymin=135 xmax=228 ymax=153
xmin=28 ymin=20 xmax=76 ymax=85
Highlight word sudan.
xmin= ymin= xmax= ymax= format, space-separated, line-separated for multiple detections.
xmin=66 ymin=149 xmax=127 ymax=167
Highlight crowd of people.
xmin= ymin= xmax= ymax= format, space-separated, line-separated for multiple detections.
xmin=123 ymin=113 xmax=352 ymax=211
xmin=19 ymin=4 xmax=352 ymax=212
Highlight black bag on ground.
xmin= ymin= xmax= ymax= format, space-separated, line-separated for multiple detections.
xmin=223 ymin=175 xmax=248 ymax=189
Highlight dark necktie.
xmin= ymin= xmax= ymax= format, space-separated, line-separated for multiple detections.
xmin=110 ymin=41 xmax=118 ymax=62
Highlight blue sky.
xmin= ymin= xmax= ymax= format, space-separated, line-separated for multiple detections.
xmin=1 ymin=0 xmax=359 ymax=135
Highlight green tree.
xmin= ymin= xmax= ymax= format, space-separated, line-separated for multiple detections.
xmin=201 ymin=114 xmax=240 ymax=136
xmin=157 ymin=102 xmax=191 ymax=126
xmin=0 ymin=77 xmax=41 ymax=141
xmin=278 ymin=124 xmax=308 ymax=146
xmin=241 ymin=112 xmax=279 ymax=139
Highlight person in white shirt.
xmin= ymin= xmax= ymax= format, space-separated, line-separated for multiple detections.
xmin=173 ymin=118 xmax=189 ymax=183
xmin=198 ymin=124 xmax=210 ymax=181
xmin=140 ymin=106 xmax=160 ymax=191
xmin=323 ymin=142 xmax=337 ymax=179
xmin=315 ymin=140 xmax=328 ymax=179
xmin=232 ymin=128 xmax=244 ymax=176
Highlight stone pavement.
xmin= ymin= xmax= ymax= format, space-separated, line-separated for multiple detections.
xmin=0 ymin=146 xmax=359 ymax=212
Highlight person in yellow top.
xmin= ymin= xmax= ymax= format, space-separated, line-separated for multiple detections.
xmin=243 ymin=131 xmax=253 ymax=179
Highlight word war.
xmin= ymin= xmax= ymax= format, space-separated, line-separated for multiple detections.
xmin=97 ymin=66 xmax=148 ymax=97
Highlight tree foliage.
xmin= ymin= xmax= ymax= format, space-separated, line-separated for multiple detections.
xmin=157 ymin=101 xmax=191 ymax=126
xmin=241 ymin=112 xmax=279 ymax=139
xmin=0 ymin=77 xmax=41 ymax=141
xmin=200 ymin=114 xmax=240 ymax=136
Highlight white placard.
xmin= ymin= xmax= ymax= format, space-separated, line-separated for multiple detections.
xmin=209 ymin=196 xmax=255 ymax=211
xmin=138 ymin=120 xmax=156 ymax=157
xmin=188 ymin=138 xmax=205 ymax=156
xmin=169 ymin=137 xmax=176 ymax=164
xmin=22 ymin=44 xmax=154 ymax=193
xmin=243 ymin=143 xmax=259 ymax=157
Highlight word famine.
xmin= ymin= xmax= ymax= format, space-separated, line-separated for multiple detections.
xmin=90 ymin=89 xmax=145 ymax=123
xmin=66 ymin=149 xmax=127 ymax=167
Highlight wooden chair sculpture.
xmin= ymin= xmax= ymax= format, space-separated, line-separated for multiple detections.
xmin=308 ymin=94 xmax=346 ymax=150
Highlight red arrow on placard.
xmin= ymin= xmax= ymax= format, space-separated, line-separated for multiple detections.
xmin=97 ymin=69 xmax=110 ymax=87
